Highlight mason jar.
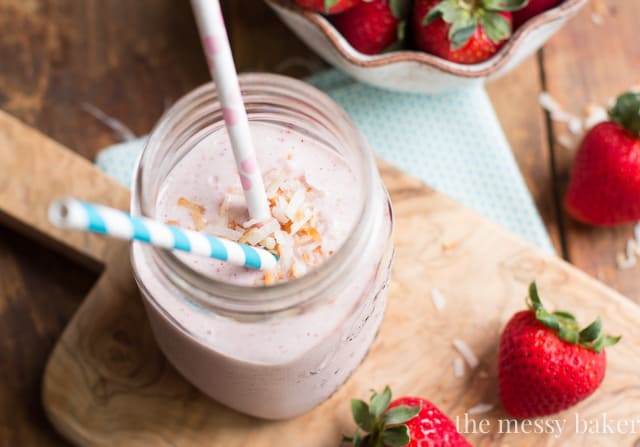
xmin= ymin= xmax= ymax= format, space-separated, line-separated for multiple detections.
xmin=130 ymin=73 xmax=393 ymax=419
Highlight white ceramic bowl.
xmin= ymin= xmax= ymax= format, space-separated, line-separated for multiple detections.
xmin=266 ymin=0 xmax=587 ymax=93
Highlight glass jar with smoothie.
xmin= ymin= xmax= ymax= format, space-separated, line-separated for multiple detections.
xmin=130 ymin=73 xmax=393 ymax=419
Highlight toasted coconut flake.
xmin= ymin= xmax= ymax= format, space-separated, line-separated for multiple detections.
xmin=290 ymin=209 xmax=313 ymax=235
xmin=441 ymin=240 xmax=459 ymax=252
xmin=206 ymin=224 xmax=244 ymax=241
xmin=286 ymin=189 xmax=306 ymax=221
xmin=166 ymin=219 xmax=179 ymax=226
xmin=263 ymin=237 xmax=276 ymax=250
xmin=271 ymin=205 xmax=289 ymax=224
xmin=467 ymin=402 xmax=495 ymax=415
xmin=208 ymin=168 xmax=333 ymax=284
xmin=264 ymin=271 xmax=276 ymax=286
xmin=453 ymin=339 xmax=479 ymax=369
xmin=431 ymin=288 xmax=446 ymax=312
xmin=242 ymin=217 xmax=263 ymax=229
xmin=178 ymin=197 xmax=207 ymax=230
xmin=239 ymin=219 xmax=280 ymax=245
xmin=453 ymin=357 xmax=464 ymax=378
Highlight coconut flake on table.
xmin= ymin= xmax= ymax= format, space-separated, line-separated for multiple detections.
xmin=453 ymin=339 xmax=479 ymax=369
xmin=539 ymin=92 xmax=580 ymax=123
xmin=584 ymin=104 xmax=608 ymax=130
xmin=556 ymin=133 xmax=575 ymax=149
xmin=591 ymin=12 xmax=604 ymax=25
xmin=616 ymin=223 xmax=640 ymax=270
xmin=453 ymin=357 xmax=464 ymax=378
xmin=431 ymin=288 xmax=446 ymax=311
xmin=467 ymin=402 xmax=495 ymax=415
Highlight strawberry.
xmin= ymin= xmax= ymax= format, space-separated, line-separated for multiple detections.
xmin=564 ymin=92 xmax=640 ymax=226
xmin=413 ymin=0 xmax=528 ymax=64
xmin=331 ymin=0 xmax=411 ymax=55
xmin=295 ymin=0 xmax=360 ymax=14
xmin=513 ymin=0 xmax=562 ymax=28
xmin=343 ymin=386 xmax=471 ymax=447
xmin=498 ymin=281 xmax=620 ymax=419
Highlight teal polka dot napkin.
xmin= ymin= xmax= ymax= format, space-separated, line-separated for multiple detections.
xmin=95 ymin=69 xmax=554 ymax=254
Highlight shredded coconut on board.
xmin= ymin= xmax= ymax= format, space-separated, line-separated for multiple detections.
xmin=431 ymin=288 xmax=446 ymax=312
xmin=467 ymin=402 xmax=495 ymax=415
xmin=453 ymin=339 xmax=479 ymax=369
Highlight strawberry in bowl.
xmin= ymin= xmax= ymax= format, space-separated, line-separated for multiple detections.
xmin=331 ymin=0 xmax=410 ymax=55
xmin=267 ymin=0 xmax=587 ymax=92
xmin=294 ymin=0 xmax=360 ymax=14
xmin=413 ymin=0 xmax=527 ymax=64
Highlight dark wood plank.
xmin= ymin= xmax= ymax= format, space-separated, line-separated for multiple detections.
xmin=0 ymin=2 xmax=212 ymax=445
xmin=0 ymin=225 xmax=97 ymax=447
xmin=0 ymin=0 xmax=209 ymax=160
xmin=486 ymin=56 xmax=562 ymax=253
xmin=226 ymin=0 xmax=325 ymax=77
xmin=542 ymin=0 xmax=640 ymax=301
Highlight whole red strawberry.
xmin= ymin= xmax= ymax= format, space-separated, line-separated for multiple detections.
xmin=295 ymin=0 xmax=359 ymax=14
xmin=498 ymin=282 xmax=620 ymax=418
xmin=564 ymin=92 xmax=640 ymax=226
xmin=413 ymin=0 xmax=527 ymax=64
xmin=343 ymin=386 xmax=471 ymax=447
xmin=513 ymin=0 xmax=562 ymax=28
xmin=331 ymin=0 xmax=410 ymax=55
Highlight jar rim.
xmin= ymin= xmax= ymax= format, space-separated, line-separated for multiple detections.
xmin=131 ymin=73 xmax=382 ymax=315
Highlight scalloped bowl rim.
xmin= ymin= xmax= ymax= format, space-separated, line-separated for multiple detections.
xmin=267 ymin=0 xmax=587 ymax=78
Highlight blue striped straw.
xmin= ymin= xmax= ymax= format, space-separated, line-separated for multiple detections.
xmin=48 ymin=197 xmax=277 ymax=271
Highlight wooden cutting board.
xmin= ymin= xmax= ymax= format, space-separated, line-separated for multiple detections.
xmin=2 ymin=110 xmax=640 ymax=446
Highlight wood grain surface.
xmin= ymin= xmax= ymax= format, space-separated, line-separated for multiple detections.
xmin=39 ymin=156 xmax=640 ymax=447
xmin=0 ymin=0 xmax=638 ymax=445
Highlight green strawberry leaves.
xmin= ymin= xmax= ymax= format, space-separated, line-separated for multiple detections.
xmin=480 ymin=12 xmax=511 ymax=44
xmin=381 ymin=426 xmax=411 ymax=447
xmin=370 ymin=386 xmax=392 ymax=418
xmin=609 ymin=92 xmax=640 ymax=138
xmin=527 ymin=281 xmax=621 ymax=353
xmin=389 ymin=0 xmax=412 ymax=20
xmin=324 ymin=0 xmax=340 ymax=12
xmin=423 ymin=0 xmax=518 ymax=48
xmin=352 ymin=399 xmax=376 ymax=431
xmin=424 ymin=1 xmax=463 ymax=25
xmin=383 ymin=405 xmax=419 ymax=425
xmin=343 ymin=386 xmax=420 ymax=447
xmin=481 ymin=0 xmax=529 ymax=12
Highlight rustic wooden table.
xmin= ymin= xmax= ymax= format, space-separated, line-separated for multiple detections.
xmin=0 ymin=0 xmax=636 ymax=445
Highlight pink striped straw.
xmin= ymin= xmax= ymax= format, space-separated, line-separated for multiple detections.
xmin=190 ymin=0 xmax=271 ymax=221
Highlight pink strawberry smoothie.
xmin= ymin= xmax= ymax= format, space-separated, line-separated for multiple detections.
xmin=131 ymin=121 xmax=392 ymax=419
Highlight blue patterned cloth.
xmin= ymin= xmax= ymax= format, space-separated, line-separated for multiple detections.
xmin=96 ymin=70 xmax=554 ymax=254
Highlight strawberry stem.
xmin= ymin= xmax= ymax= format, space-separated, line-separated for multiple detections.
xmin=609 ymin=92 xmax=640 ymax=138
xmin=526 ymin=281 xmax=621 ymax=353
xmin=343 ymin=386 xmax=420 ymax=447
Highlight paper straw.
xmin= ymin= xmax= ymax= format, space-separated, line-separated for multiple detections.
xmin=190 ymin=0 xmax=271 ymax=221
xmin=48 ymin=198 xmax=277 ymax=271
